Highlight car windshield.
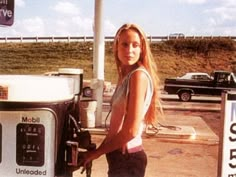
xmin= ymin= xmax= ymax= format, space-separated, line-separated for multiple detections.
xmin=178 ymin=73 xmax=212 ymax=80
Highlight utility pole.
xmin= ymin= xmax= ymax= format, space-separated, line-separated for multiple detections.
xmin=92 ymin=0 xmax=104 ymax=127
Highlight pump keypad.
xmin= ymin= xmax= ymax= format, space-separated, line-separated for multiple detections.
xmin=16 ymin=123 xmax=45 ymax=166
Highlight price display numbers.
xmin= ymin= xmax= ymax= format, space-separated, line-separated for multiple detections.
xmin=218 ymin=92 xmax=236 ymax=177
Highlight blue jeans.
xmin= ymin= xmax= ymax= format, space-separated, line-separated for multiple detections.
xmin=106 ymin=149 xmax=147 ymax=177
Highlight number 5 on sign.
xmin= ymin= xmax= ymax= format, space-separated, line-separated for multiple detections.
xmin=218 ymin=91 xmax=236 ymax=177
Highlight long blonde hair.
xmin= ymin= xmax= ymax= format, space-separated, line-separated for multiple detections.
xmin=113 ymin=23 xmax=163 ymax=124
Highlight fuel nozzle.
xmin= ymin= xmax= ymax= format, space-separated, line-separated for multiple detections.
xmin=65 ymin=114 xmax=96 ymax=177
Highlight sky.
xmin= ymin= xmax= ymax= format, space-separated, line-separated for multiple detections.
xmin=0 ymin=0 xmax=236 ymax=37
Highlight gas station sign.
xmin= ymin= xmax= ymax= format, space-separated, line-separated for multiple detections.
xmin=218 ymin=91 xmax=236 ymax=177
xmin=0 ymin=0 xmax=14 ymax=26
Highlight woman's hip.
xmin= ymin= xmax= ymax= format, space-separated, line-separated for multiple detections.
xmin=106 ymin=149 xmax=147 ymax=177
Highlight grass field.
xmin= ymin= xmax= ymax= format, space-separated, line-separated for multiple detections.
xmin=0 ymin=38 xmax=235 ymax=84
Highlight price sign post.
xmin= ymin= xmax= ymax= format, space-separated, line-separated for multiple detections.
xmin=218 ymin=91 xmax=236 ymax=177
xmin=0 ymin=0 xmax=14 ymax=26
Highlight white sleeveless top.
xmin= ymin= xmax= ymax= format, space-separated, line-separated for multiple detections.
xmin=109 ymin=67 xmax=153 ymax=153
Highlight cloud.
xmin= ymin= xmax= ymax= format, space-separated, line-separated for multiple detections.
xmin=104 ymin=20 xmax=117 ymax=36
xmin=44 ymin=1 xmax=94 ymax=35
xmin=52 ymin=1 xmax=80 ymax=16
xmin=47 ymin=1 xmax=116 ymax=36
xmin=206 ymin=0 xmax=236 ymax=20
xmin=220 ymin=0 xmax=236 ymax=7
xmin=15 ymin=0 xmax=25 ymax=7
xmin=0 ymin=16 xmax=45 ymax=36
xmin=18 ymin=17 xmax=45 ymax=36
xmin=178 ymin=0 xmax=207 ymax=4
xmin=5 ymin=0 xmax=235 ymax=37
xmin=2 ymin=0 xmax=115 ymax=37
xmin=48 ymin=16 xmax=93 ymax=36
xmin=203 ymin=1 xmax=236 ymax=35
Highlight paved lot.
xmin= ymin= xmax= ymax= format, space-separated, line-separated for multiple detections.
xmin=74 ymin=110 xmax=220 ymax=177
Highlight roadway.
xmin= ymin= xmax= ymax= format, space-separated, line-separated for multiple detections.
xmin=160 ymin=94 xmax=221 ymax=112
xmin=103 ymin=93 xmax=221 ymax=112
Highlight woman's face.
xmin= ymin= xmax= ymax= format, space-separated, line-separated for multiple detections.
xmin=117 ymin=29 xmax=141 ymax=66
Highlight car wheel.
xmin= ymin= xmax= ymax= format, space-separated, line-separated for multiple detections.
xmin=83 ymin=87 xmax=92 ymax=97
xmin=178 ymin=91 xmax=191 ymax=102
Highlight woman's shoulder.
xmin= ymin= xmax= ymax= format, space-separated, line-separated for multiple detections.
xmin=127 ymin=68 xmax=150 ymax=89
xmin=128 ymin=67 xmax=150 ymax=80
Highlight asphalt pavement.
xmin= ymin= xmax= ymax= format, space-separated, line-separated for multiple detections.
xmin=73 ymin=97 xmax=220 ymax=177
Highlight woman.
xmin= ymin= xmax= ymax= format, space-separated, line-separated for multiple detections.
xmin=83 ymin=23 xmax=162 ymax=177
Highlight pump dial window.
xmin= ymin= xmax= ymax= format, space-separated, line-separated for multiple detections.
xmin=16 ymin=123 xmax=45 ymax=166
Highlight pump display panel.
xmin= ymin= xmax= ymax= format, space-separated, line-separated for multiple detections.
xmin=16 ymin=123 xmax=45 ymax=166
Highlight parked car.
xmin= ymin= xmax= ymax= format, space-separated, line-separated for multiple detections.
xmin=164 ymin=71 xmax=236 ymax=101
xmin=177 ymin=72 xmax=213 ymax=81
xmin=169 ymin=33 xmax=185 ymax=38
